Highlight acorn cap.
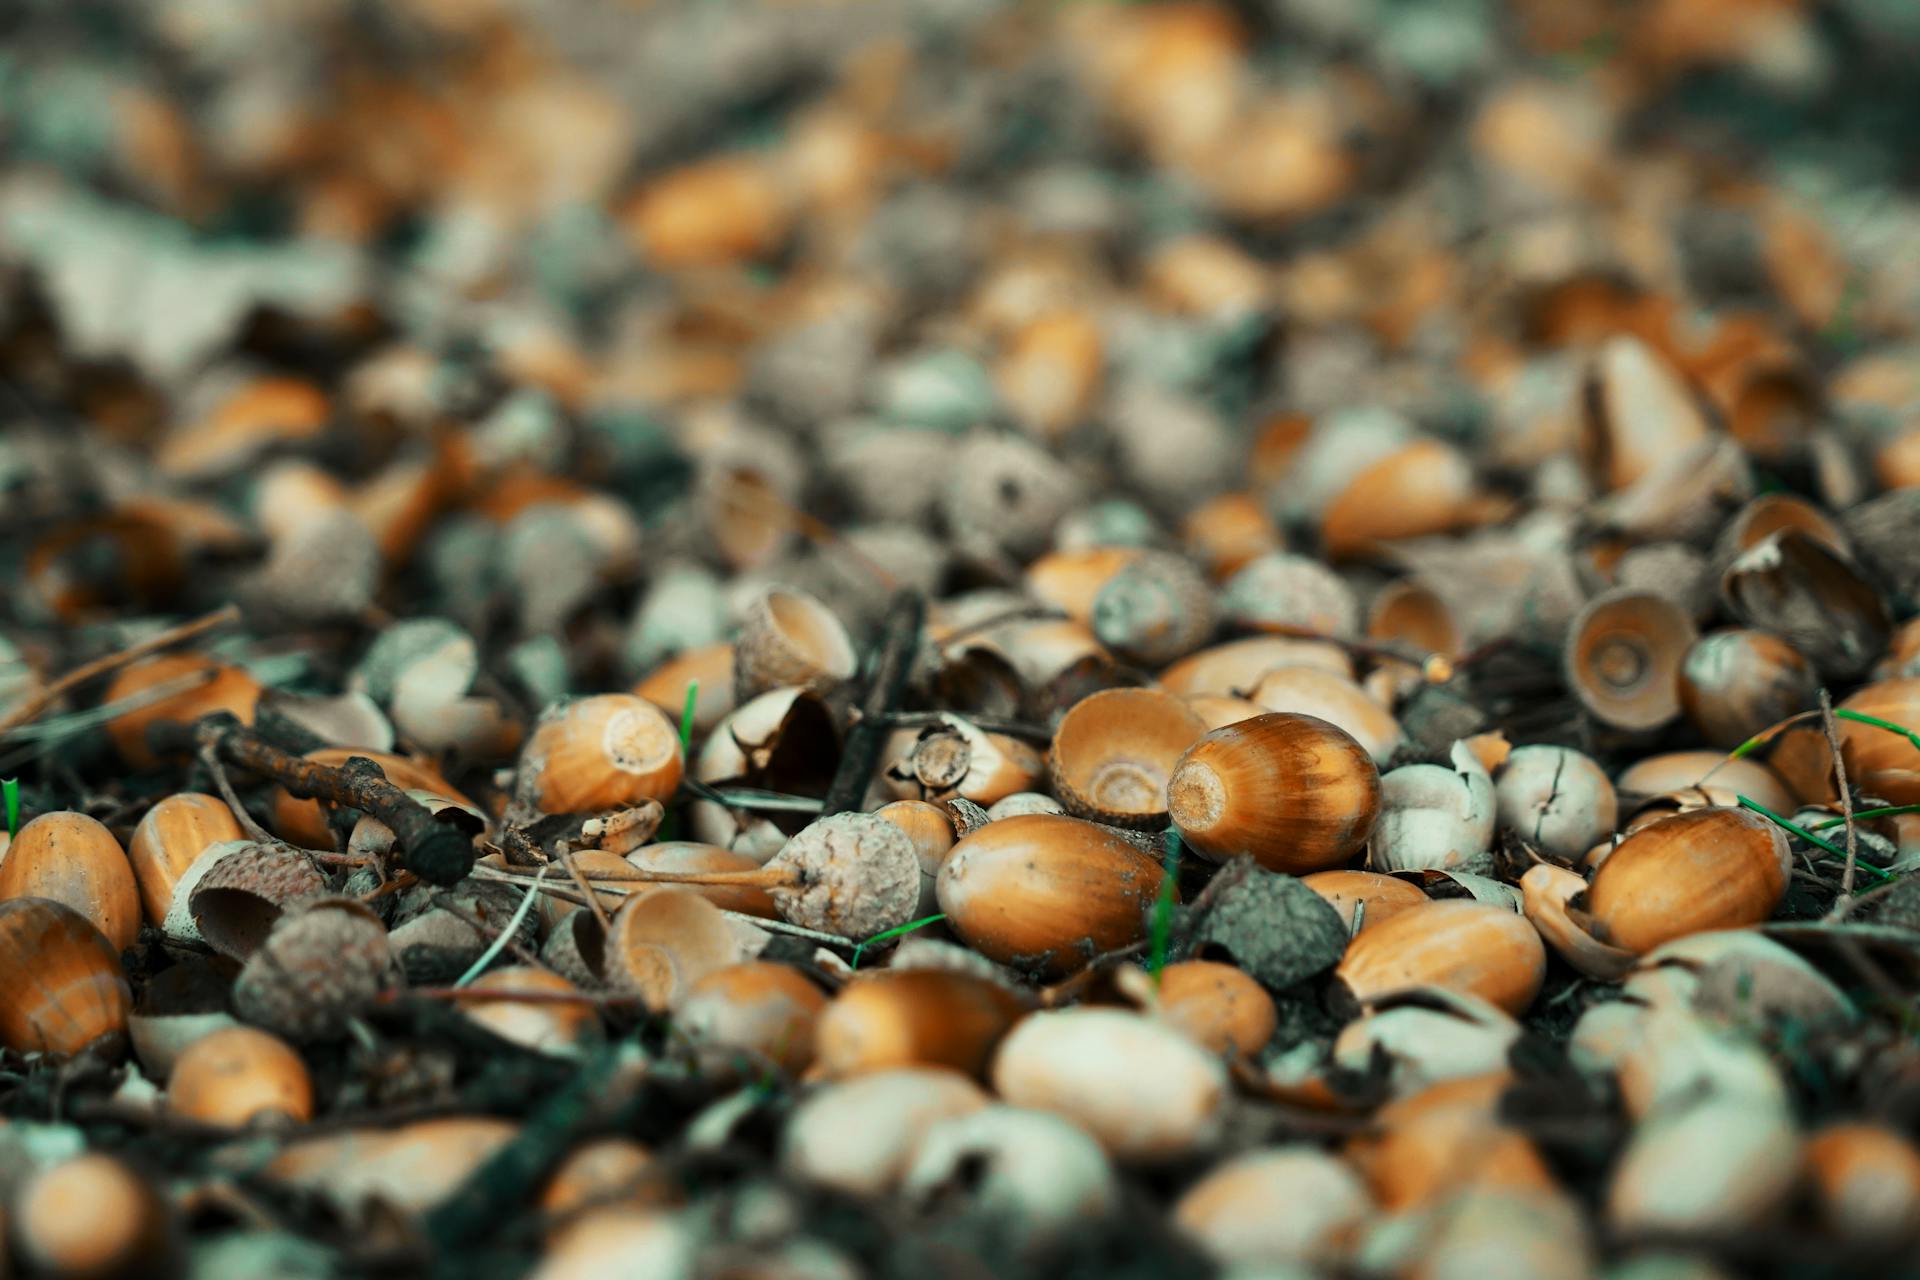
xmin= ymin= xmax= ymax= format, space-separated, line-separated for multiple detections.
xmin=185 ymin=840 xmax=327 ymax=962
xmin=1564 ymin=588 xmax=1698 ymax=730
xmin=232 ymin=898 xmax=397 ymax=1041
xmin=1721 ymin=529 xmax=1891 ymax=681
xmin=1049 ymin=688 xmax=1207 ymax=829
xmin=733 ymin=588 xmax=857 ymax=702
xmin=0 ymin=897 xmax=132 ymax=1058
xmin=1090 ymin=550 xmax=1216 ymax=666
xmin=1219 ymin=552 xmax=1359 ymax=636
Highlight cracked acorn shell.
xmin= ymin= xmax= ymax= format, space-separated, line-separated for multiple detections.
xmin=1494 ymin=745 xmax=1618 ymax=860
xmin=1301 ymin=870 xmax=1430 ymax=933
xmin=166 ymin=1025 xmax=313 ymax=1128
xmin=1584 ymin=807 xmax=1790 ymax=955
xmin=1565 ymin=588 xmax=1699 ymax=731
xmin=814 ymin=968 xmax=1026 ymax=1079
xmin=688 ymin=686 xmax=839 ymax=858
xmin=1721 ymin=528 xmax=1891 ymax=681
xmin=936 ymin=814 xmax=1171 ymax=977
xmin=1167 ymin=712 xmax=1380 ymax=873
xmin=733 ymin=587 xmax=857 ymax=702
xmin=1370 ymin=741 xmax=1496 ymax=874
xmin=1332 ymin=900 xmax=1546 ymax=1017
xmin=1049 ymin=688 xmax=1208 ymax=829
xmin=128 ymin=793 xmax=244 ymax=927
xmin=0 ymin=897 xmax=132 ymax=1057
xmin=0 ymin=811 xmax=142 ymax=953
xmin=513 ymin=694 xmax=684 ymax=818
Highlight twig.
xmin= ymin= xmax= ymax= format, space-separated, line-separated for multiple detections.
xmin=679 ymin=777 xmax=824 ymax=814
xmin=557 ymin=848 xmax=613 ymax=935
xmin=381 ymin=985 xmax=645 ymax=1008
xmin=822 ymin=590 xmax=926 ymax=815
xmin=0 ymin=605 xmax=241 ymax=738
xmin=881 ymin=710 xmax=1053 ymax=744
xmin=198 ymin=744 xmax=276 ymax=843
xmin=1819 ymin=689 xmax=1861 ymax=919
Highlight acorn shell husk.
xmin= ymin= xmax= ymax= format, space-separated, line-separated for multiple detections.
xmin=1049 ymin=688 xmax=1207 ymax=829
xmin=734 ymin=587 xmax=858 ymax=702
xmin=1564 ymin=588 xmax=1698 ymax=731
xmin=1720 ymin=529 xmax=1891 ymax=682
xmin=1494 ymin=745 xmax=1618 ymax=860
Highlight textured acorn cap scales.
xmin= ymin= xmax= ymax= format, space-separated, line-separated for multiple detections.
xmin=1167 ymin=712 xmax=1380 ymax=873
xmin=512 ymin=693 xmax=684 ymax=818
xmin=1565 ymin=589 xmax=1699 ymax=731
xmin=813 ymin=968 xmax=1026 ymax=1079
xmin=232 ymin=898 xmax=397 ymax=1041
xmin=1049 ymin=688 xmax=1207 ymax=828
xmin=733 ymin=587 xmax=857 ymax=703
xmin=128 ymin=794 xmax=245 ymax=927
xmin=873 ymin=799 xmax=957 ymax=917
xmin=0 ymin=897 xmax=132 ymax=1057
xmin=1089 ymin=549 xmax=1216 ymax=666
xmin=165 ymin=1025 xmax=313 ymax=1128
xmin=757 ymin=811 xmax=922 ymax=938
xmin=0 ymin=811 xmax=143 ymax=953
xmin=182 ymin=840 xmax=327 ymax=961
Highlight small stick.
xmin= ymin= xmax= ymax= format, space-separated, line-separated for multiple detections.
xmin=198 ymin=744 xmax=276 ymax=843
xmin=381 ymin=986 xmax=646 ymax=1008
xmin=466 ymin=865 xmax=860 ymax=950
xmin=882 ymin=710 xmax=1053 ymax=744
xmin=0 ymin=605 xmax=241 ymax=738
xmin=823 ymin=590 xmax=926 ymax=815
xmin=557 ymin=848 xmax=613 ymax=935
xmin=1819 ymin=688 xmax=1861 ymax=919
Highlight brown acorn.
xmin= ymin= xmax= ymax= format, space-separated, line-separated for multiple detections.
xmin=1160 ymin=636 xmax=1353 ymax=697
xmin=1299 ymin=870 xmax=1429 ymax=934
xmin=814 ymin=969 xmax=1026 ymax=1079
xmin=0 ymin=811 xmax=142 ymax=953
xmin=1049 ymin=688 xmax=1208 ymax=829
xmin=1244 ymin=667 xmax=1404 ymax=764
xmin=0 ymin=897 xmax=132 ymax=1057
xmin=1152 ymin=960 xmax=1277 ymax=1057
xmin=936 ymin=815 xmax=1171 ymax=977
xmin=1320 ymin=438 xmax=1477 ymax=559
xmin=1173 ymin=1147 xmax=1371 ymax=1267
xmin=539 ymin=1138 xmax=663 ymax=1221
xmin=1722 ymin=529 xmax=1891 ymax=681
xmin=1582 ymin=334 xmax=1713 ymax=491
xmin=633 ymin=642 xmax=736 ymax=738
xmin=733 ymin=588 xmax=857 ymax=702
xmin=166 ymin=1025 xmax=314 ymax=1128
xmin=874 ymin=800 xmax=958 ymax=917
xmin=1678 ymin=629 xmax=1819 ymax=750
xmin=11 ymin=1153 xmax=177 ymax=1279
xmin=625 ymin=843 xmax=779 ymax=918
xmin=128 ymin=793 xmax=244 ymax=927
xmin=1182 ymin=492 xmax=1282 ymax=580
xmin=1804 ymin=1123 xmax=1920 ymax=1247
xmin=513 ymin=694 xmax=684 ymax=818
xmin=1615 ymin=749 xmax=1796 ymax=817
xmin=1332 ymin=900 xmax=1546 ymax=1016
xmin=675 ymin=961 xmax=828 ymax=1076
xmin=456 ymin=967 xmax=603 ymax=1059
xmin=102 ymin=652 xmax=262 ymax=770
xmin=1167 ymin=713 xmax=1380 ymax=873
xmin=1585 ymin=807 xmax=1789 ymax=955
xmin=1345 ymin=1073 xmax=1555 ymax=1211
xmin=1564 ymin=589 xmax=1698 ymax=731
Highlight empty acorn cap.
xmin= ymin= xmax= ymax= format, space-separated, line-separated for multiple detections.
xmin=733 ymin=588 xmax=858 ymax=702
xmin=183 ymin=840 xmax=328 ymax=961
xmin=604 ymin=888 xmax=767 ymax=1012
xmin=1049 ymin=688 xmax=1208 ymax=829
xmin=1565 ymin=589 xmax=1698 ymax=730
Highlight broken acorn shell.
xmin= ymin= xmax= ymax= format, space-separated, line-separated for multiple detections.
xmin=1245 ymin=666 xmax=1404 ymax=764
xmin=1173 ymin=1146 xmax=1371 ymax=1268
xmin=1493 ymin=744 xmax=1618 ymax=860
xmin=1331 ymin=989 xmax=1524 ymax=1100
xmin=1369 ymin=741 xmax=1496 ymax=874
xmin=603 ymin=887 xmax=767 ymax=1012
xmin=674 ymin=961 xmax=828 ymax=1077
xmin=1678 ymin=629 xmax=1818 ymax=750
xmin=1332 ymin=899 xmax=1546 ymax=1017
xmin=1721 ymin=528 xmax=1891 ymax=681
xmin=0 ymin=810 xmax=143 ymax=953
xmin=513 ymin=694 xmax=684 ymax=818
xmin=102 ymin=652 xmax=262 ymax=770
xmin=1584 ymin=807 xmax=1790 ymax=955
xmin=733 ymin=587 xmax=858 ymax=702
xmin=1049 ymin=688 xmax=1208 ymax=829
xmin=899 ymin=1105 xmax=1119 ymax=1248
xmin=1564 ymin=589 xmax=1698 ymax=731
xmin=1167 ymin=713 xmax=1381 ymax=874
xmin=1300 ymin=870 xmax=1430 ymax=933
xmin=688 ymin=685 xmax=839 ymax=858
xmin=166 ymin=1025 xmax=314 ymax=1128
xmin=936 ymin=814 xmax=1171 ymax=977
xmin=814 ymin=968 xmax=1026 ymax=1079
xmin=880 ymin=714 xmax=1044 ymax=807
xmin=1521 ymin=863 xmax=1635 ymax=981
xmin=128 ymin=792 xmax=244 ymax=926
xmin=1614 ymin=749 xmax=1796 ymax=818
xmin=0 ymin=897 xmax=133 ymax=1057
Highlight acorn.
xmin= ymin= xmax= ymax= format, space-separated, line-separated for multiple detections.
xmin=1024 ymin=546 xmax=1142 ymax=622
xmin=1584 ymin=808 xmax=1789 ymax=955
xmin=781 ymin=1068 xmax=990 ymax=1196
xmin=1219 ymin=552 xmax=1359 ymax=637
xmin=266 ymin=1116 xmax=521 ymax=1217
xmin=1049 ymin=688 xmax=1208 ymax=829
xmin=901 ymin=1106 xmax=1119 ymax=1247
xmin=634 ymin=642 xmax=736 ymax=738
xmin=1332 ymin=988 xmax=1525 ymax=1098
xmin=1370 ymin=741 xmax=1496 ymax=874
xmin=539 ymin=1138 xmax=664 ymax=1222
xmin=1631 ymin=930 xmax=1855 ymax=1028
xmin=456 ymin=967 xmax=603 ymax=1058
xmin=674 ymin=961 xmax=827 ymax=1077
xmin=733 ymin=588 xmax=858 ymax=703
xmin=1565 ymin=589 xmax=1698 ymax=731
xmin=1521 ymin=864 xmax=1635 ymax=982
xmin=997 ymin=307 xmax=1104 ymax=440
xmin=1721 ymin=529 xmax=1891 ymax=681
xmin=880 ymin=714 xmax=1045 ymax=807
xmin=936 ymin=815 xmax=1171 ymax=977
xmin=1300 ymin=870 xmax=1429 ymax=933
xmin=512 ymin=694 xmax=684 ymax=818
xmin=1089 ymin=550 xmax=1216 ymax=666
xmin=232 ymin=898 xmax=397 ymax=1041
xmin=11 ymin=1153 xmax=177 ymax=1279
xmin=182 ymin=840 xmax=327 ymax=960
xmin=602 ymin=888 xmax=766 ymax=1012
xmin=687 ymin=686 xmax=839 ymax=857
xmin=1332 ymin=900 xmax=1546 ymax=1016
xmin=622 ymin=152 xmax=790 ymax=269
xmin=1345 ymin=1073 xmax=1555 ymax=1212
xmin=814 ymin=968 xmax=1025 ymax=1080
xmin=983 ymin=792 xmax=1066 ymax=820
xmin=1182 ymin=492 xmax=1282 ymax=580
xmin=0 ymin=811 xmax=142 ymax=953
xmin=1181 ymin=693 xmax=1265 ymax=730
xmin=1320 ymin=438 xmax=1478 ymax=559
xmin=127 ymin=793 xmax=244 ymax=927
xmin=991 ymin=1007 xmax=1227 ymax=1161
xmin=1148 ymin=959 xmax=1277 ymax=1057
xmin=1173 ymin=1147 xmax=1371 ymax=1268
xmin=1607 ymin=1094 xmax=1801 ymax=1238
xmin=1614 ymin=750 xmax=1796 ymax=818
xmin=102 ymin=652 xmax=262 ymax=770
xmin=1804 ymin=1123 xmax=1920 ymax=1248
xmin=0 ymin=897 xmax=132 ymax=1057
xmin=873 ymin=800 xmax=956 ymax=917
xmin=166 ymin=1025 xmax=314 ymax=1129
xmin=1245 ymin=666 xmax=1404 ymax=764
xmin=1494 ymin=745 xmax=1618 ymax=860
xmin=1167 ymin=713 xmax=1381 ymax=873
xmin=1160 ymin=635 xmax=1353 ymax=697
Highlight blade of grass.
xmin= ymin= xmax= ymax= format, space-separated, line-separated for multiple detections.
xmin=3 ymin=778 xmax=17 ymax=838
xmin=1738 ymin=795 xmax=1893 ymax=882
xmin=1811 ymin=804 xmax=1920 ymax=829
xmin=850 ymin=913 xmax=947 ymax=970
xmin=1835 ymin=709 xmax=1920 ymax=752
xmin=1148 ymin=830 xmax=1181 ymax=983
xmin=453 ymin=865 xmax=548 ymax=988
xmin=679 ymin=680 xmax=700 ymax=754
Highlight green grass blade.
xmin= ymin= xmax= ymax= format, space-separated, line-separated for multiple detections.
xmin=3 ymin=778 xmax=17 ymax=838
xmin=1835 ymin=709 xmax=1920 ymax=752
xmin=850 ymin=913 xmax=947 ymax=970
xmin=679 ymin=680 xmax=700 ymax=755
xmin=1737 ymin=794 xmax=1892 ymax=881
xmin=1147 ymin=830 xmax=1181 ymax=982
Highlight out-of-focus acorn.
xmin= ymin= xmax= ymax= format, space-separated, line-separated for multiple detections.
xmin=1049 ymin=688 xmax=1207 ymax=828
xmin=674 ymin=961 xmax=827 ymax=1077
xmin=1346 ymin=1073 xmax=1555 ymax=1212
xmin=0 ymin=811 xmax=142 ymax=953
xmin=11 ymin=1153 xmax=177 ymax=1279
xmin=1331 ymin=989 xmax=1524 ymax=1098
xmin=166 ymin=1025 xmax=313 ymax=1128
xmin=232 ymin=898 xmax=396 ymax=1041
xmin=1321 ymin=438 xmax=1479 ymax=559
xmin=512 ymin=694 xmax=684 ymax=818
xmin=1494 ymin=745 xmax=1618 ymax=860
xmin=0 ymin=897 xmax=132 ymax=1057
xmin=880 ymin=714 xmax=1044 ymax=807
xmin=734 ymin=588 xmax=858 ymax=703
xmin=1245 ymin=666 xmax=1405 ymax=763
xmin=1089 ymin=550 xmax=1216 ymax=667
xmin=456 ymin=967 xmax=603 ymax=1058
xmin=1174 ymin=1147 xmax=1371 ymax=1268
xmin=603 ymin=888 xmax=765 ymax=1012
xmin=991 ymin=1008 xmax=1227 ymax=1162
xmin=1582 ymin=334 xmax=1713 ymax=491
xmin=782 ymin=1068 xmax=989 ymax=1196
xmin=1607 ymin=1094 xmax=1801 ymax=1238
xmin=102 ymin=652 xmax=262 ymax=770
xmin=984 ymin=792 xmax=1066 ymax=819
xmin=1147 ymin=959 xmax=1276 ymax=1057
xmin=1160 ymin=635 xmax=1353 ymax=697
xmin=1630 ymin=930 xmax=1855 ymax=1028
xmin=815 ymin=968 xmax=1025 ymax=1079
xmin=1332 ymin=900 xmax=1546 ymax=1016
xmin=1721 ymin=529 xmax=1891 ymax=681
xmin=1584 ymin=808 xmax=1789 ymax=955
xmin=1370 ymin=742 xmax=1496 ymax=873
xmin=1614 ymin=750 xmax=1795 ymax=819
xmin=1183 ymin=492 xmax=1282 ymax=580
xmin=1168 ymin=713 xmax=1380 ymax=872
xmin=997 ymin=308 xmax=1104 ymax=440
xmin=937 ymin=815 xmax=1170 ymax=977
xmin=265 ymin=1115 xmax=521 ymax=1218
xmin=634 ymin=643 xmax=737 ymax=738
xmin=127 ymin=793 xmax=243 ymax=927
xmin=1025 ymin=546 xmax=1142 ymax=622
xmin=1679 ymin=629 xmax=1817 ymax=752
xmin=901 ymin=1106 xmax=1118 ymax=1246
xmin=1181 ymin=693 xmax=1265 ymax=730
xmin=1366 ymin=579 xmax=1464 ymax=696
xmin=1804 ymin=1123 xmax=1920 ymax=1248
xmin=623 ymin=153 xmax=790 ymax=269
xmin=1301 ymin=870 xmax=1429 ymax=933
xmin=1565 ymin=589 xmax=1698 ymax=731
xmin=539 ymin=1138 xmax=664 ymax=1222
xmin=1219 ymin=552 xmax=1359 ymax=636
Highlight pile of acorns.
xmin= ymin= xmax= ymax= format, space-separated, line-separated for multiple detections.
xmin=6 ymin=0 xmax=1920 ymax=1277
